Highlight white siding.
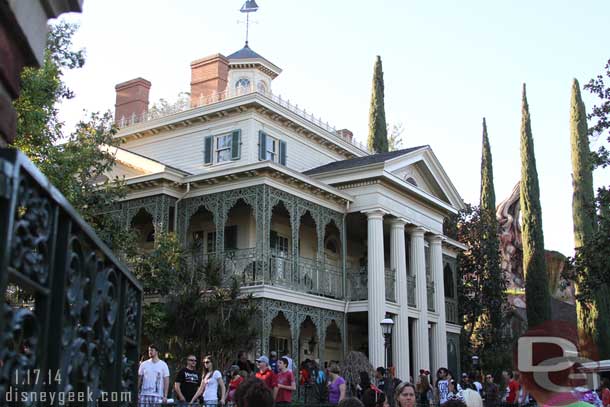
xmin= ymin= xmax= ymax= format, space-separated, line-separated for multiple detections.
xmin=120 ymin=111 xmax=344 ymax=175
xmin=251 ymin=115 xmax=346 ymax=172
xmin=122 ymin=114 xmax=252 ymax=174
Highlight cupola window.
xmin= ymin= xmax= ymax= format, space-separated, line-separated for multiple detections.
xmin=235 ymin=78 xmax=251 ymax=90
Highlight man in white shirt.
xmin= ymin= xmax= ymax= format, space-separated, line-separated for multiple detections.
xmin=138 ymin=344 xmax=170 ymax=406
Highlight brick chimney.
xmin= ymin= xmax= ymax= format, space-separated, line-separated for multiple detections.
xmin=336 ymin=129 xmax=354 ymax=142
xmin=190 ymin=54 xmax=229 ymax=107
xmin=114 ymin=78 xmax=151 ymax=124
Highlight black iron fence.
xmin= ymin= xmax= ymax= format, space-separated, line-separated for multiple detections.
xmin=0 ymin=149 xmax=143 ymax=406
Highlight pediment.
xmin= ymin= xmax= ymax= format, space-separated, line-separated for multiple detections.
xmin=385 ymin=147 xmax=464 ymax=210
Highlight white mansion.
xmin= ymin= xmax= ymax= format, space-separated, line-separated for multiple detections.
xmin=108 ymin=43 xmax=465 ymax=381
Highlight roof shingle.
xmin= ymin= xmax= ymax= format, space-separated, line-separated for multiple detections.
xmin=304 ymin=146 xmax=427 ymax=176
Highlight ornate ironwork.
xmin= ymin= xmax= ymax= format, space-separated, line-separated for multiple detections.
xmin=121 ymin=194 xmax=176 ymax=236
xmin=256 ymin=298 xmax=345 ymax=367
xmin=0 ymin=149 xmax=143 ymax=406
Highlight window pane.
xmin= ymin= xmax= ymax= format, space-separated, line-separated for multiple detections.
xmin=217 ymin=149 xmax=231 ymax=162
xmin=217 ymin=135 xmax=231 ymax=148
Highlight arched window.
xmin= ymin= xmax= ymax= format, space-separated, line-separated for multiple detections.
xmin=257 ymin=81 xmax=267 ymax=93
xmin=444 ymin=264 xmax=454 ymax=298
xmin=235 ymin=78 xmax=251 ymax=90
xmin=406 ymin=176 xmax=418 ymax=186
xmin=325 ymin=239 xmax=338 ymax=254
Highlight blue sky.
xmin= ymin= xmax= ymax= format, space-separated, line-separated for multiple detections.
xmin=58 ymin=0 xmax=610 ymax=256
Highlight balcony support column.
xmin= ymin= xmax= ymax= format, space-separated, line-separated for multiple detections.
xmin=390 ymin=218 xmax=410 ymax=381
xmin=430 ymin=235 xmax=448 ymax=371
xmin=409 ymin=226 xmax=430 ymax=373
xmin=365 ymin=209 xmax=387 ymax=369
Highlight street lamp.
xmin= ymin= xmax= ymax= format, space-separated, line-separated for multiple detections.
xmin=472 ymin=355 xmax=480 ymax=369
xmin=380 ymin=318 xmax=395 ymax=401
xmin=380 ymin=318 xmax=394 ymax=370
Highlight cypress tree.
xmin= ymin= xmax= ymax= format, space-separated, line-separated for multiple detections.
xmin=570 ymin=78 xmax=609 ymax=358
xmin=520 ymin=84 xmax=551 ymax=327
xmin=479 ymin=118 xmax=504 ymax=336
xmin=367 ymin=56 xmax=388 ymax=153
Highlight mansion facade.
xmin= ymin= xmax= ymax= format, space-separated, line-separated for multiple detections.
xmin=108 ymin=44 xmax=465 ymax=381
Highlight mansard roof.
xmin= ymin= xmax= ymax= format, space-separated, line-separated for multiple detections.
xmin=304 ymin=146 xmax=427 ymax=175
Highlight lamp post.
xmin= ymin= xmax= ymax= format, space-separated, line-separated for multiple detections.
xmin=381 ymin=318 xmax=395 ymax=406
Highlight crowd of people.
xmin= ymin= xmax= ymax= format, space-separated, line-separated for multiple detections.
xmin=137 ymin=345 xmax=610 ymax=407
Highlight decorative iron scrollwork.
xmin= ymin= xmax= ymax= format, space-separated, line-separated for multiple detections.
xmin=11 ymin=175 xmax=53 ymax=286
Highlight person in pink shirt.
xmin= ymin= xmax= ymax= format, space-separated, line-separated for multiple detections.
xmin=275 ymin=357 xmax=296 ymax=406
xmin=601 ymin=378 xmax=610 ymax=407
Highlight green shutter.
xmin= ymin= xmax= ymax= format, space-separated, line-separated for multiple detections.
xmin=270 ymin=230 xmax=278 ymax=249
xmin=204 ymin=135 xmax=213 ymax=164
xmin=258 ymin=131 xmax=267 ymax=161
xmin=231 ymin=130 xmax=241 ymax=160
xmin=279 ymin=140 xmax=287 ymax=165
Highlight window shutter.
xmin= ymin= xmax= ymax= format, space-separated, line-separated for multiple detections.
xmin=225 ymin=225 xmax=238 ymax=250
xmin=270 ymin=230 xmax=278 ymax=249
xmin=279 ymin=140 xmax=287 ymax=165
xmin=231 ymin=130 xmax=241 ymax=160
xmin=204 ymin=135 xmax=213 ymax=164
xmin=258 ymin=131 xmax=267 ymax=161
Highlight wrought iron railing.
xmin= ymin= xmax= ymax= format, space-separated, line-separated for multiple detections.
xmin=385 ymin=267 xmax=396 ymax=302
xmin=116 ymin=84 xmax=371 ymax=153
xmin=407 ymin=274 xmax=416 ymax=307
xmin=445 ymin=299 xmax=459 ymax=324
xmin=347 ymin=267 xmax=367 ymax=301
xmin=190 ymin=250 xmax=345 ymax=298
xmin=427 ymin=280 xmax=435 ymax=311
xmin=0 ymin=149 xmax=142 ymax=406
xmin=319 ymin=262 xmax=343 ymax=299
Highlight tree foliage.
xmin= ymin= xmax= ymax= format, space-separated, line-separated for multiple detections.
xmin=564 ymin=60 xmax=610 ymax=359
xmin=367 ymin=56 xmax=388 ymax=153
xmin=519 ymin=84 xmax=551 ymax=328
xmin=12 ymin=21 xmax=132 ymax=251
xmin=455 ymin=204 xmax=510 ymax=376
xmin=479 ymin=118 xmax=505 ymax=343
xmin=135 ymin=234 xmax=259 ymax=368
xmin=387 ymin=123 xmax=404 ymax=151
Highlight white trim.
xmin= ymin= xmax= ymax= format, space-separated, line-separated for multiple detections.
xmin=242 ymin=285 xmax=346 ymax=312
xmin=446 ymin=323 xmax=462 ymax=334
xmin=115 ymin=92 xmax=367 ymax=157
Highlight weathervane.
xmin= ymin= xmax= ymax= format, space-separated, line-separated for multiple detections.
xmin=240 ymin=0 xmax=259 ymax=46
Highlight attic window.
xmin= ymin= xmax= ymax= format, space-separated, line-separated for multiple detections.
xmin=236 ymin=78 xmax=250 ymax=90
xmin=406 ymin=177 xmax=418 ymax=186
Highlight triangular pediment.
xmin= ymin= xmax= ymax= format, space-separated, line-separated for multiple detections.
xmin=384 ymin=147 xmax=464 ymax=210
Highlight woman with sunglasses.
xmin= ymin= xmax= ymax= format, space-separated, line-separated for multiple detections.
xmin=191 ymin=355 xmax=227 ymax=406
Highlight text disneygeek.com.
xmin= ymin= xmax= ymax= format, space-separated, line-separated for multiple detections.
xmin=5 ymin=387 xmax=132 ymax=404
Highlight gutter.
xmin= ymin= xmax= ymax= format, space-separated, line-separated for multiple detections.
xmin=173 ymin=182 xmax=191 ymax=232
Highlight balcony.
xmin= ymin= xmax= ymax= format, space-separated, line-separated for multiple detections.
xmin=445 ymin=299 xmax=459 ymax=324
xmin=407 ymin=275 xmax=416 ymax=307
xmin=192 ymin=250 xmax=344 ymax=299
xmin=385 ymin=268 xmax=396 ymax=302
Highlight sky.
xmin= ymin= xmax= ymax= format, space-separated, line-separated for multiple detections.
xmin=57 ymin=0 xmax=610 ymax=256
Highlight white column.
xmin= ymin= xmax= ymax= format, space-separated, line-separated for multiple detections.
xmin=366 ymin=210 xmax=386 ymax=369
xmin=409 ymin=226 xmax=429 ymax=373
xmin=391 ymin=218 xmax=410 ymax=382
xmin=430 ymin=235 xmax=448 ymax=370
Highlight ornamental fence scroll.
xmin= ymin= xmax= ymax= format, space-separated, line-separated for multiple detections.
xmin=0 ymin=149 xmax=143 ymax=407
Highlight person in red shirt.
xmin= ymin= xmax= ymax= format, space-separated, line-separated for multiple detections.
xmin=227 ymin=365 xmax=244 ymax=404
xmin=601 ymin=377 xmax=610 ymax=407
xmin=275 ymin=357 xmax=296 ymax=406
xmin=503 ymin=370 xmax=519 ymax=406
xmin=255 ymin=355 xmax=277 ymax=391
